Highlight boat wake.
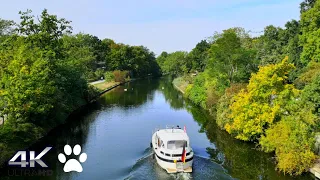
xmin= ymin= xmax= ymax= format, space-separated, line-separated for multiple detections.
xmin=124 ymin=147 xmax=234 ymax=180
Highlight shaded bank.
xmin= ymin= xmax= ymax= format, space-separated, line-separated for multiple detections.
xmin=0 ymin=79 xmax=131 ymax=167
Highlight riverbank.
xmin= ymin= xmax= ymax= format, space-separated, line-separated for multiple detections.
xmin=0 ymin=79 xmax=132 ymax=167
xmin=91 ymin=81 xmax=120 ymax=91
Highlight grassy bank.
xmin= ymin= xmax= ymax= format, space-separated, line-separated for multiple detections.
xmin=93 ymin=81 xmax=120 ymax=91
xmin=172 ymin=77 xmax=189 ymax=93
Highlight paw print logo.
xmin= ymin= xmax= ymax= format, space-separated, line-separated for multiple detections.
xmin=58 ymin=144 xmax=87 ymax=172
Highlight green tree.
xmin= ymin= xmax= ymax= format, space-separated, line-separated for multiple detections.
xmin=0 ymin=18 xmax=15 ymax=37
xmin=0 ymin=9 xmax=90 ymax=127
xmin=300 ymin=0 xmax=320 ymax=64
xmin=207 ymin=29 xmax=256 ymax=85
xmin=156 ymin=52 xmax=168 ymax=74
xmin=188 ymin=40 xmax=210 ymax=72
xmin=300 ymin=0 xmax=317 ymax=13
xmin=259 ymin=96 xmax=318 ymax=175
xmin=257 ymin=25 xmax=286 ymax=65
xmin=62 ymin=34 xmax=96 ymax=79
xmin=159 ymin=51 xmax=189 ymax=75
xmin=302 ymin=74 xmax=320 ymax=115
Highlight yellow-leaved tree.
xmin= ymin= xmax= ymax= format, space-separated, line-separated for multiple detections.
xmin=225 ymin=57 xmax=299 ymax=141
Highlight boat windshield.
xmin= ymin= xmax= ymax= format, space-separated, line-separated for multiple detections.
xmin=167 ymin=140 xmax=186 ymax=150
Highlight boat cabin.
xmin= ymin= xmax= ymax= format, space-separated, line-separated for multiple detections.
xmin=154 ymin=128 xmax=189 ymax=153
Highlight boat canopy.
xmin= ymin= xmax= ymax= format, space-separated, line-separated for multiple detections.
xmin=156 ymin=129 xmax=189 ymax=145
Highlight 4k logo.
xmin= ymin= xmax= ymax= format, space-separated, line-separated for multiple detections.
xmin=8 ymin=147 xmax=52 ymax=168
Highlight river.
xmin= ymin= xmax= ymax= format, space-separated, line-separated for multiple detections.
xmin=0 ymin=77 xmax=314 ymax=180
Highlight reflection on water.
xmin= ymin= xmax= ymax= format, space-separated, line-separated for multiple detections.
xmin=0 ymin=77 xmax=314 ymax=180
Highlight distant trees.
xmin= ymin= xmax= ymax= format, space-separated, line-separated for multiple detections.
xmin=156 ymin=40 xmax=210 ymax=75
xmin=107 ymin=44 xmax=158 ymax=77
xmin=158 ymin=51 xmax=189 ymax=75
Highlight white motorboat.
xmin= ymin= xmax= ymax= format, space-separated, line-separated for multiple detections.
xmin=151 ymin=125 xmax=193 ymax=173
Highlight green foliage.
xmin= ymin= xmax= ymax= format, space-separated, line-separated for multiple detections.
xmin=187 ymin=40 xmax=210 ymax=72
xmin=207 ymin=28 xmax=257 ymax=85
xmin=257 ymin=25 xmax=287 ymax=65
xmin=0 ymin=18 xmax=15 ymax=36
xmin=95 ymin=69 xmax=105 ymax=79
xmin=62 ymin=34 xmax=96 ymax=79
xmin=300 ymin=0 xmax=317 ymax=13
xmin=216 ymin=83 xmax=247 ymax=129
xmin=113 ymin=70 xmax=129 ymax=83
xmin=302 ymin=74 xmax=320 ymax=115
xmin=259 ymin=97 xmax=318 ymax=175
xmin=294 ymin=61 xmax=320 ymax=88
xmin=225 ymin=57 xmax=297 ymax=141
xmin=104 ymin=71 xmax=114 ymax=82
xmin=185 ymin=73 xmax=208 ymax=108
xmin=157 ymin=51 xmax=189 ymax=75
xmin=107 ymin=44 xmax=158 ymax=77
xmin=300 ymin=0 xmax=320 ymax=64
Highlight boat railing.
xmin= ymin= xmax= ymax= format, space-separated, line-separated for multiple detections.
xmin=152 ymin=126 xmax=161 ymax=136
xmin=166 ymin=125 xmax=178 ymax=129
xmin=152 ymin=125 xmax=182 ymax=135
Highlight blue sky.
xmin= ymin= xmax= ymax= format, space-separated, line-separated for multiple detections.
xmin=0 ymin=0 xmax=301 ymax=55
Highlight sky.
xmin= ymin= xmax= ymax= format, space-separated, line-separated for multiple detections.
xmin=0 ymin=0 xmax=302 ymax=55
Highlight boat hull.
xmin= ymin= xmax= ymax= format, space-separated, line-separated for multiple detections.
xmin=152 ymin=131 xmax=193 ymax=173
xmin=155 ymin=153 xmax=193 ymax=173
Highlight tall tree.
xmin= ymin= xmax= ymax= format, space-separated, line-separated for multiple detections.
xmin=207 ymin=28 xmax=256 ymax=86
xmin=257 ymin=25 xmax=286 ymax=65
xmin=0 ymin=18 xmax=14 ymax=36
xmin=300 ymin=0 xmax=320 ymax=64
xmin=225 ymin=57 xmax=298 ymax=141
xmin=300 ymin=0 xmax=317 ymax=13
xmin=188 ymin=40 xmax=210 ymax=72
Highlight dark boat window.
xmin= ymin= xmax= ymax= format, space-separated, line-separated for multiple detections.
xmin=172 ymin=151 xmax=191 ymax=157
xmin=172 ymin=154 xmax=181 ymax=157
xmin=165 ymin=153 xmax=171 ymax=157
xmin=160 ymin=151 xmax=164 ymax=155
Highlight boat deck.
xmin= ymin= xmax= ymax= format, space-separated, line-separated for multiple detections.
xmin=310 ymin=159 xmax=320 ymax=179
xmin=166 ymin=167 xmax=192 ymax=174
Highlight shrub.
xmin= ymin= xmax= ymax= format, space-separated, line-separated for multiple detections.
xmin=185 ymin=74 xmax=207 ymax=108
xmin=206 ymin=88 xmax=219 ymax=113
xmin=94 ymin=69 xmax=105 ymax=80
xmin=113 ymin=70 xmax=130 ymax=83
xmin=104 ymin=71 xmax=114 ymax=82
xmin=216 ymin=83 xmax=247 ymax=129
xmin=84 ymin=85 xmax=100 ymax=102
xmin=259 ymin=102 xmax=318 ymax=175
xmin=302 ymin=74 xmax=320 ymax=115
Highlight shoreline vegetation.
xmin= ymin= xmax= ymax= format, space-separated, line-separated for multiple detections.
xmin=0 ymin=10 xmax=160 ymax=167
xmin=157 ymin=0 xmax=320 ymax=176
